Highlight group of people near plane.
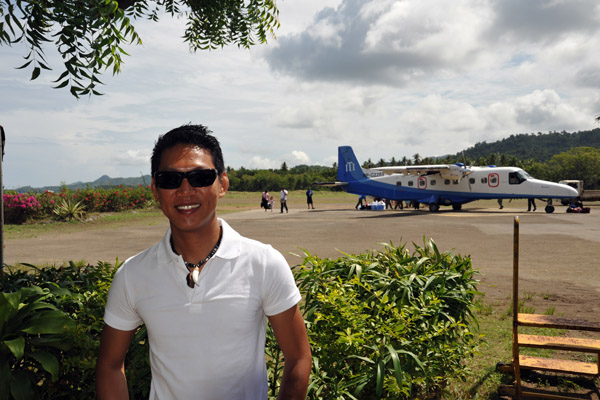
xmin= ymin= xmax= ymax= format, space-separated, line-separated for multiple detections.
xmin=355 ymin=195 xmax=421 ymax=210
xmin=261 ymin=187 xmax=316 ymax=213
xmin=357 ymin=195 xmax=541 ymax=211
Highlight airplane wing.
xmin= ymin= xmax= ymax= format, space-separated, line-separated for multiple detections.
xmin=313 ymin=181 xmax=348 ymax=187
xmin=372 ymin=165 xmax=452 ymax=176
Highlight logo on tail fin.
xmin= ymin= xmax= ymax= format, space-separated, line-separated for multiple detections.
xmin=338 ymin=146 xmax=366 ymax=182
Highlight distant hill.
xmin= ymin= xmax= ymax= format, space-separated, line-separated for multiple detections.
xmin=457 ymin=128 xmax=600 ymax=162
xmin=15 ymin=174 xmax=152 ymax=193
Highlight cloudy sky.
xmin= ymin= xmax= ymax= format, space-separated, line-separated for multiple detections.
xmin=1 ymin=0 xmax=599 ymax=189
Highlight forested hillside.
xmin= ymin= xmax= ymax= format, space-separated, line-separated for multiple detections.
xmin=458 ymin=128 xmax=600 ymax=162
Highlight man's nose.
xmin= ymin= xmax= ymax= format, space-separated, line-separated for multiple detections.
xmin=177 ymin=177 xmax=195 ymax=193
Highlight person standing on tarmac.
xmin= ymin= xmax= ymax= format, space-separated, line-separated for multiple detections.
xmin=280 ymin=188 xmax=289 ymax=213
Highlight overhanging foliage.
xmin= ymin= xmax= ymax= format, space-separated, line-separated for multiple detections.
xmin=0 ymin=0 xmax=279 ymax=97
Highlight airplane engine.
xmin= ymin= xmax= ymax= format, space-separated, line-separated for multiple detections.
xmin=439 ymin=164 xmax=470 ymax=180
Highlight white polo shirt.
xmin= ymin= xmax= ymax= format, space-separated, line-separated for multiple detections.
xmin=104 ymin=219 xmax=301 ymax=400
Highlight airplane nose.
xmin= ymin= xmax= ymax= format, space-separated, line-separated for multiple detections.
xmin=555 ymin=183 xmax=579 ymax=198
xmin=566 ymin=186 xmax=578 ymax=197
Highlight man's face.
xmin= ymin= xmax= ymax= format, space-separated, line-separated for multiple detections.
xmin=151 ymin=144 xmax=229 ymax=236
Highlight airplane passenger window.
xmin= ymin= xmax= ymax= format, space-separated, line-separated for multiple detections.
xmin=444 ymin=179 xmax=450 ymax=185
xmin=469 ymin=178 xmax=475 ymax=184
xmin=396 ymin=181 xmax=402 ymax=186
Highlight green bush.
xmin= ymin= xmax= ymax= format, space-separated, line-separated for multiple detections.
xmin=274 ymin=240 xmax=480 ymax=399
xmin=0 ymin=285 xmax=75 ymax=400
xmin=0 ymin=261 xmax=135 ymax=400
xmin=1 ymin=239 xmax=478 ymax=399
xmin=52 ymin=198 xmax=86 ymax=222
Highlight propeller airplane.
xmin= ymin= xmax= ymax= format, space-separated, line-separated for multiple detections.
xmin=317 ymin=146 xmax=578 ymax=213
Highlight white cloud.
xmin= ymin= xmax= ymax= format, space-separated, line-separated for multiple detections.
xmin=291 ymin=150 xmax=311 ymax=165
xmin=309 ymin=18 xmax=345 ymax=48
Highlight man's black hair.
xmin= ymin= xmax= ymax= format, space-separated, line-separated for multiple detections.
xmin=151 ymin=124 xmax=225 ymax=176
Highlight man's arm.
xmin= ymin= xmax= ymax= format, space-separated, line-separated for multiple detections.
xmin=96 ymin=325 xmax=136 ymax=400
xmin=268 ymin=304 xmax=312 ymax=400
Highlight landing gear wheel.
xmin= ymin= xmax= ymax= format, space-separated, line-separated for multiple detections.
xmin=452 ymin=204 xmax=462 ymax=211
xmin=429 ymin=203 xmax=440 ymax=212
xmin=545 ymin=205 xmax=555 ymax=214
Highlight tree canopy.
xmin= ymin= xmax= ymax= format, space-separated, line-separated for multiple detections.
xmin=0 ymin=0 xmax=279 ymax=97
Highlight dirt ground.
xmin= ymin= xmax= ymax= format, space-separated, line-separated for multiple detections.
xmin=5 ymin=200 xmax=600 ymax=323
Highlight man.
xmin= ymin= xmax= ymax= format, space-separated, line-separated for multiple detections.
xmin=305 ymin=187 xmax=314 ymax=210
xmin=96 ymin=124 xmax=311 ymax=399
xmin=355 ymin=194 xmax=366 ymax=209
xmin=280 ymin=188 xmax=288 ymax=213
xmin=261 ymin=189 xmax=269 ymax=211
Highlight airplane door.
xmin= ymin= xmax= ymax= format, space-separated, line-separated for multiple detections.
xmin=418 ymin=176 xmax=427 ymax=190
xmin=488 ymin=173 xmax=499 ymax=188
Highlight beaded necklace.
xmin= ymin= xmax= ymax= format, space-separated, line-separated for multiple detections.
xmin=170 ymin=226 xmax=223 ymax=288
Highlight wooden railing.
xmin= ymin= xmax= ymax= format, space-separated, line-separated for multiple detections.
xmin=498 ymin=217 xmax=600 ymax=400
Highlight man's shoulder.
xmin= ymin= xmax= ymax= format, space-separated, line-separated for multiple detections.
xmin=230 ymin=228 xmax=282 ymax=260
xmin=236 ymin=232 xmax=275 ymax=253
xmin=122 ymin=238 xmax=163 ymax=270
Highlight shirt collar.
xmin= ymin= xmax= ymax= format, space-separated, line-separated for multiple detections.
xmin=157 ymin=218 xmax=241 ymax=266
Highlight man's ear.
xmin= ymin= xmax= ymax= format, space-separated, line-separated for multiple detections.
xmin=218 ymin=172 xmax=229 ymax=199
xmin=151 ymin=178 xmax=160 ymax=202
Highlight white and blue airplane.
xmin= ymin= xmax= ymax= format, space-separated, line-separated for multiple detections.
xmin=319 ymin=146 xmax=578 ymax=213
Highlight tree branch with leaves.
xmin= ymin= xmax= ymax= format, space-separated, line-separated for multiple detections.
xmin=0 ymin=0 xmax=279 ymax=97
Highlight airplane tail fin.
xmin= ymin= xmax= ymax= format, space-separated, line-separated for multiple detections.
xmin=337 ymin=146 xmax=366 ymax=182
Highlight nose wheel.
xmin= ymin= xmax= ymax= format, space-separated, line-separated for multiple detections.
xmin=429 ymin=203 xmax=440 ymax=212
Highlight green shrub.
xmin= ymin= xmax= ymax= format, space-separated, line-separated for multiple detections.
xmin=0 ymin=285 xmax=75 ymax=400
xmin=1 ymin=239 xmax=479 ymax=399
xmin=271 ymin=239 xmax=480 ymax=399
xmin=52 ymin=198 xmax=86 ymax=221
xmin=0 ymin=261 xmax=126 ymax=399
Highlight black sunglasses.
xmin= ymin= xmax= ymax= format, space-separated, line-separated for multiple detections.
xmin=154 ymin=169 xmax=218 ymax=189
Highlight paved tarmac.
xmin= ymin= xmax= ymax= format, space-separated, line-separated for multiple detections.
xmin=4 ymin=202 xmax=600 ymax=321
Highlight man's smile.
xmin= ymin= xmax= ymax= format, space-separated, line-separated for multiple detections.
xmin=176 ymin=204 xmax=200 ymax=211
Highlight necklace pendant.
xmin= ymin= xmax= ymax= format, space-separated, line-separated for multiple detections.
xmin=191 ymin=268 xmax=200 ymax=285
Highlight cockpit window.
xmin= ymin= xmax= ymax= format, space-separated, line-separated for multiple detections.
xmin=509 ymin=170 xmax=529 ymax=185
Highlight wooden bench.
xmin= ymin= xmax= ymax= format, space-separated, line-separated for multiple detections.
xmin=518 ymin=314 xmax=600 ymax=332
xmin=498 ymin=217 xmax=600 ymax=400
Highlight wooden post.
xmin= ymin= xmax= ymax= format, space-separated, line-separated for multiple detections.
xmin=513 ymin=216 xmax=521 ymax=399
xmin=0 ymin=125 xmax=4 ymax=275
